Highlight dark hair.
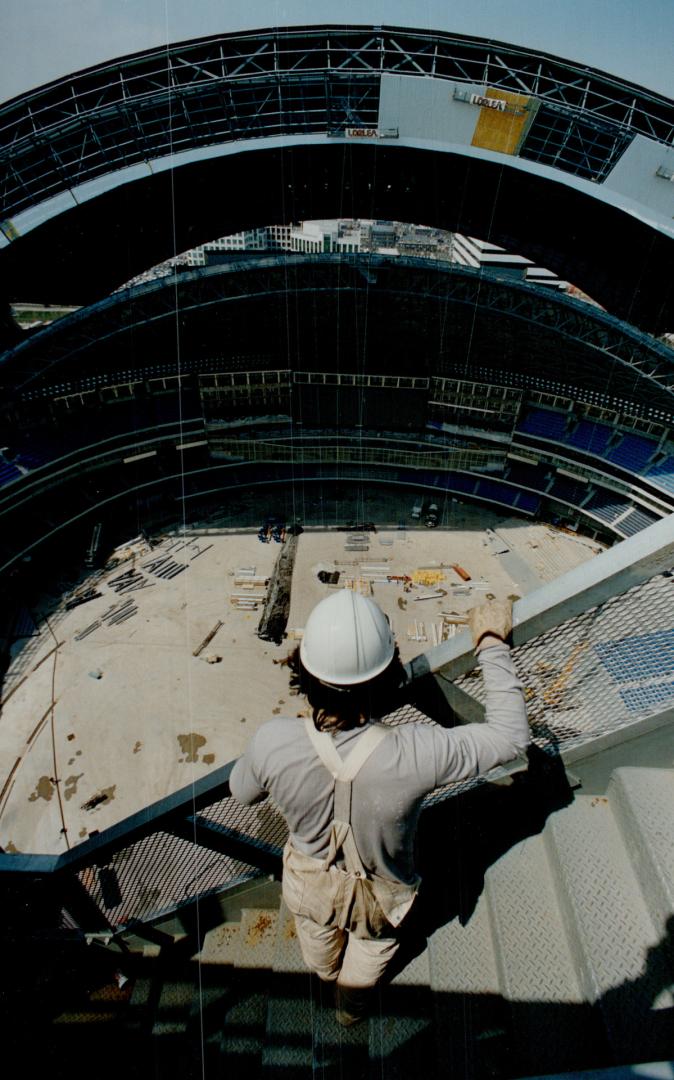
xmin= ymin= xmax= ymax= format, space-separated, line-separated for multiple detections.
xmin=287 ymin=645 xmax=405 ymax=733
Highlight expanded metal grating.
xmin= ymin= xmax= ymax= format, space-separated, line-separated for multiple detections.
xmin=76 ymin=798 xmax=288 ymax=927
xmin=455 ymin=573 xmax=674 ymax=749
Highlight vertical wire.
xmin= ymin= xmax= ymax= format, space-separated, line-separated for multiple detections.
xmin=162 ymin=5 xmax=205 ymax=1075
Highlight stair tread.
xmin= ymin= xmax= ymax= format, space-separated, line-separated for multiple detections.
xmin=611 ymin=767 xmax=674 ymax=928
xmin=547 ymin=792 xmax=672 ymax=1063
xmin=487 ymin=833 xmax=584 ymax=1004
xmin=232 ymin=908 xmax=279 ymax=970
xmin=429 ymin=890 xmax=499 ymax=994
xmin=197 ymin=921 xmax=240 ymax=966
xmin=487 ymin=831 xmax=603 ymax=1075
xmin=263 ymin=901 xmax=369 ymax=1073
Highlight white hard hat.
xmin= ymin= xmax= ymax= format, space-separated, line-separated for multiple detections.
xmin=300 ymin=591 xmax=395 ymax=686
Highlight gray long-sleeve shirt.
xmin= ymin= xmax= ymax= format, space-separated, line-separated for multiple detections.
xmin=229 ymin=643 xmax=529 ymax=886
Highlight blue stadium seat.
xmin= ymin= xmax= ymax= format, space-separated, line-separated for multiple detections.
xmin=645 ymin=456 xmax=674 ymax=496
xmin=515 ymin=491 xmax=541 ymax=513
xmin=584 ymin=489 xmax=630 ymax=524
xmin=475 ymin=479 xmax=519 ymax=506
xmin=596 ymin=628 xmax=674 ymax=683
xmin=616 ymin=507 xmax=661 ymax=536
xmin=445 ymin=473 xmax=479 ymax=495
xmin=517 ymin=407 xmax=569 ymax=441
xmin=0 ymin=463 xmax=22 ymax=487
xmin=619 ymin=682 xmax=674 ymax=713
xmin=547 ymin=476 xmax=590 ymax=506
xmin=606 ymin=433 xmax=657 ymax=473
xmin=564 ymin=420 xmax=613 ymax=456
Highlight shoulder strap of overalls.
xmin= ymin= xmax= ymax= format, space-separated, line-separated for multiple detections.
xmin=304 ymin=717 xmax=389 ymax=876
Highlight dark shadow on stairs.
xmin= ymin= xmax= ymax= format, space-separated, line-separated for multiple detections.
xmin=392 ymin=742 xmax=575 ymax=968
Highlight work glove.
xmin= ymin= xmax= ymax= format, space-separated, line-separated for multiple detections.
xmin=468 ymin=599 xmax=512 ymax=651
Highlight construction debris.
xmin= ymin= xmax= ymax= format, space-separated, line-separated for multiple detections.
xmin=411 ymin=569 xmax=445 ymax=587
xmin=65 ymin=588 xmax=103 ymax=610
xmin=451 ymin=564 xmax=472 ymax=581
xmin=193 ymin=620 xmax=224 ymax=658
xmin=257 ymin=532 xmax=299 ymax=644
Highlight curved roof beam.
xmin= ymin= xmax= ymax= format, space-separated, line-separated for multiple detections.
xmin=3 ymin=255 xmax=673 ymax=414
xmin=0 ymin=26 xmax=673 ymax=330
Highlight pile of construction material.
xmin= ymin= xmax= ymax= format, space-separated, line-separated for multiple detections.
xmin=344 ymin=533 xmax=370 ymax=553
xmin=230 ymin=566 xmax=270 ymax=611
xmin=74 ymin=596 xmax=140 ymax=641
xmin=406 ymin=612 xmax=469 ymax=645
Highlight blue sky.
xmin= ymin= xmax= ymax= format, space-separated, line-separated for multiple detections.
xmin=2 ymin=0 xmax=673 ymax=103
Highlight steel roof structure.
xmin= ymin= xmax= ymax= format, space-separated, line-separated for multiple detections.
xmin=3 ymin=256 xmax=674 ymax=417
xmin=0 ymin=26 xmax=673 ymax=329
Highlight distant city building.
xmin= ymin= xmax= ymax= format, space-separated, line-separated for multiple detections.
xmin=449 ymin=234 xmax=568 ymax=290
xmin=121 ymin=219 xmax=572 ymax=296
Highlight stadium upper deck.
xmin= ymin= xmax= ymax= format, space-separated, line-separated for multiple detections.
xmin=0 ymin=26 xmax=673 ymax=329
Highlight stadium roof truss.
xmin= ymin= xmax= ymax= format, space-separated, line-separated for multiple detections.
xmin=0 ymin=26 xmax=672 ymax=331
xmin=1 ymin=26 xmax=672 ymax=222
xmin=3 ymin=257 xmax=674 ymax=415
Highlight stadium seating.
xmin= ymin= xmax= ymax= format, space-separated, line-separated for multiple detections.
xmin=564 ymin=419 xmax=613 ymax=456
xmin=0 ymin=462 xmax=22 ymax=488
xmin=606 ymin=433 xmax=658 ymax=472
xmin=474 ymin=478 xmax=520 ymax=506
xmin=515 ymin=491 xmax=541 ymax=513
xmin=596 ymin=627 xmax=674 ymax=681
xmin=617 ymin=506 xmax=662 ymax=537
xmin=584 ymin=489 xmax=631 ymax=524
xmin=619 ymin=681 xmax=674 ymax=713
xmin=504 ymin=461 xmax=551 ymax=489
xmin=547 ymin=475 xmax=590 ymax=506
xmin=644 ymin=456 xmax=674 ymax=496
xmin=442 ymin=472 xmax=479 ymax=495
xmin=516 ymin=407 xmax=570 ymax=441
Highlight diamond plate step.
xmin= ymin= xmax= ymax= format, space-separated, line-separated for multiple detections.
xmin=609 ymin=767 xmax=674 ymax=933
xmin=369 ymin=943 xmax=434 ymax=1080
xmin=545 ymin=793 xmax=673 ymax=1064
xmin=428 ymin=890 xmax=508 ymax=1078
xmin=262 ymin=901 xmax=370 ymax=1077
xmin=148 ymin=957 xmax=211 ymax=1077
xmin=207 ymin=909 xmax=276 ymax=1072
xmin=486 ymin=832 xmax=605 ymax=1075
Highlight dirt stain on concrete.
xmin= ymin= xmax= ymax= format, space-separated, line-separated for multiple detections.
xmin=79 ymin=828 xmax=88 ymax=839
xmin=29 ymin=776 xmax=55 ymax=802
xmin=202 ymin=753 xmax=215 ymax=765
xmin=133 ymin=741 xmax=143 ymax=754
xmin=82 ymin=785 xmax=116 ymax=812
xmin=177 ymin=733 xmax=207 ymax=763
xmin=5 ymin=841 xmax=19 ymax=853
xmin=64 ymin=774 xmax=84 ymax=801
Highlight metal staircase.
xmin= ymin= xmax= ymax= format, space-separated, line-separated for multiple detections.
xmin=111 ymin=755 xmax=674 ymax=1079
xmin=3 ymin=516 xmax=674 ymax=1078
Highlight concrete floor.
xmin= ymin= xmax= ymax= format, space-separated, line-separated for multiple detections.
xmin=0 ymin=510 xmax=602 ymax=857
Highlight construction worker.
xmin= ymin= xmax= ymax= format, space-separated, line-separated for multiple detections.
xmin=230 ymin=590 xmax=529 ymax=1025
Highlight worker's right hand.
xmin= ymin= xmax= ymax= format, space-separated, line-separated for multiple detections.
xmin=468 ymin=599 xmax=513 ymax=651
